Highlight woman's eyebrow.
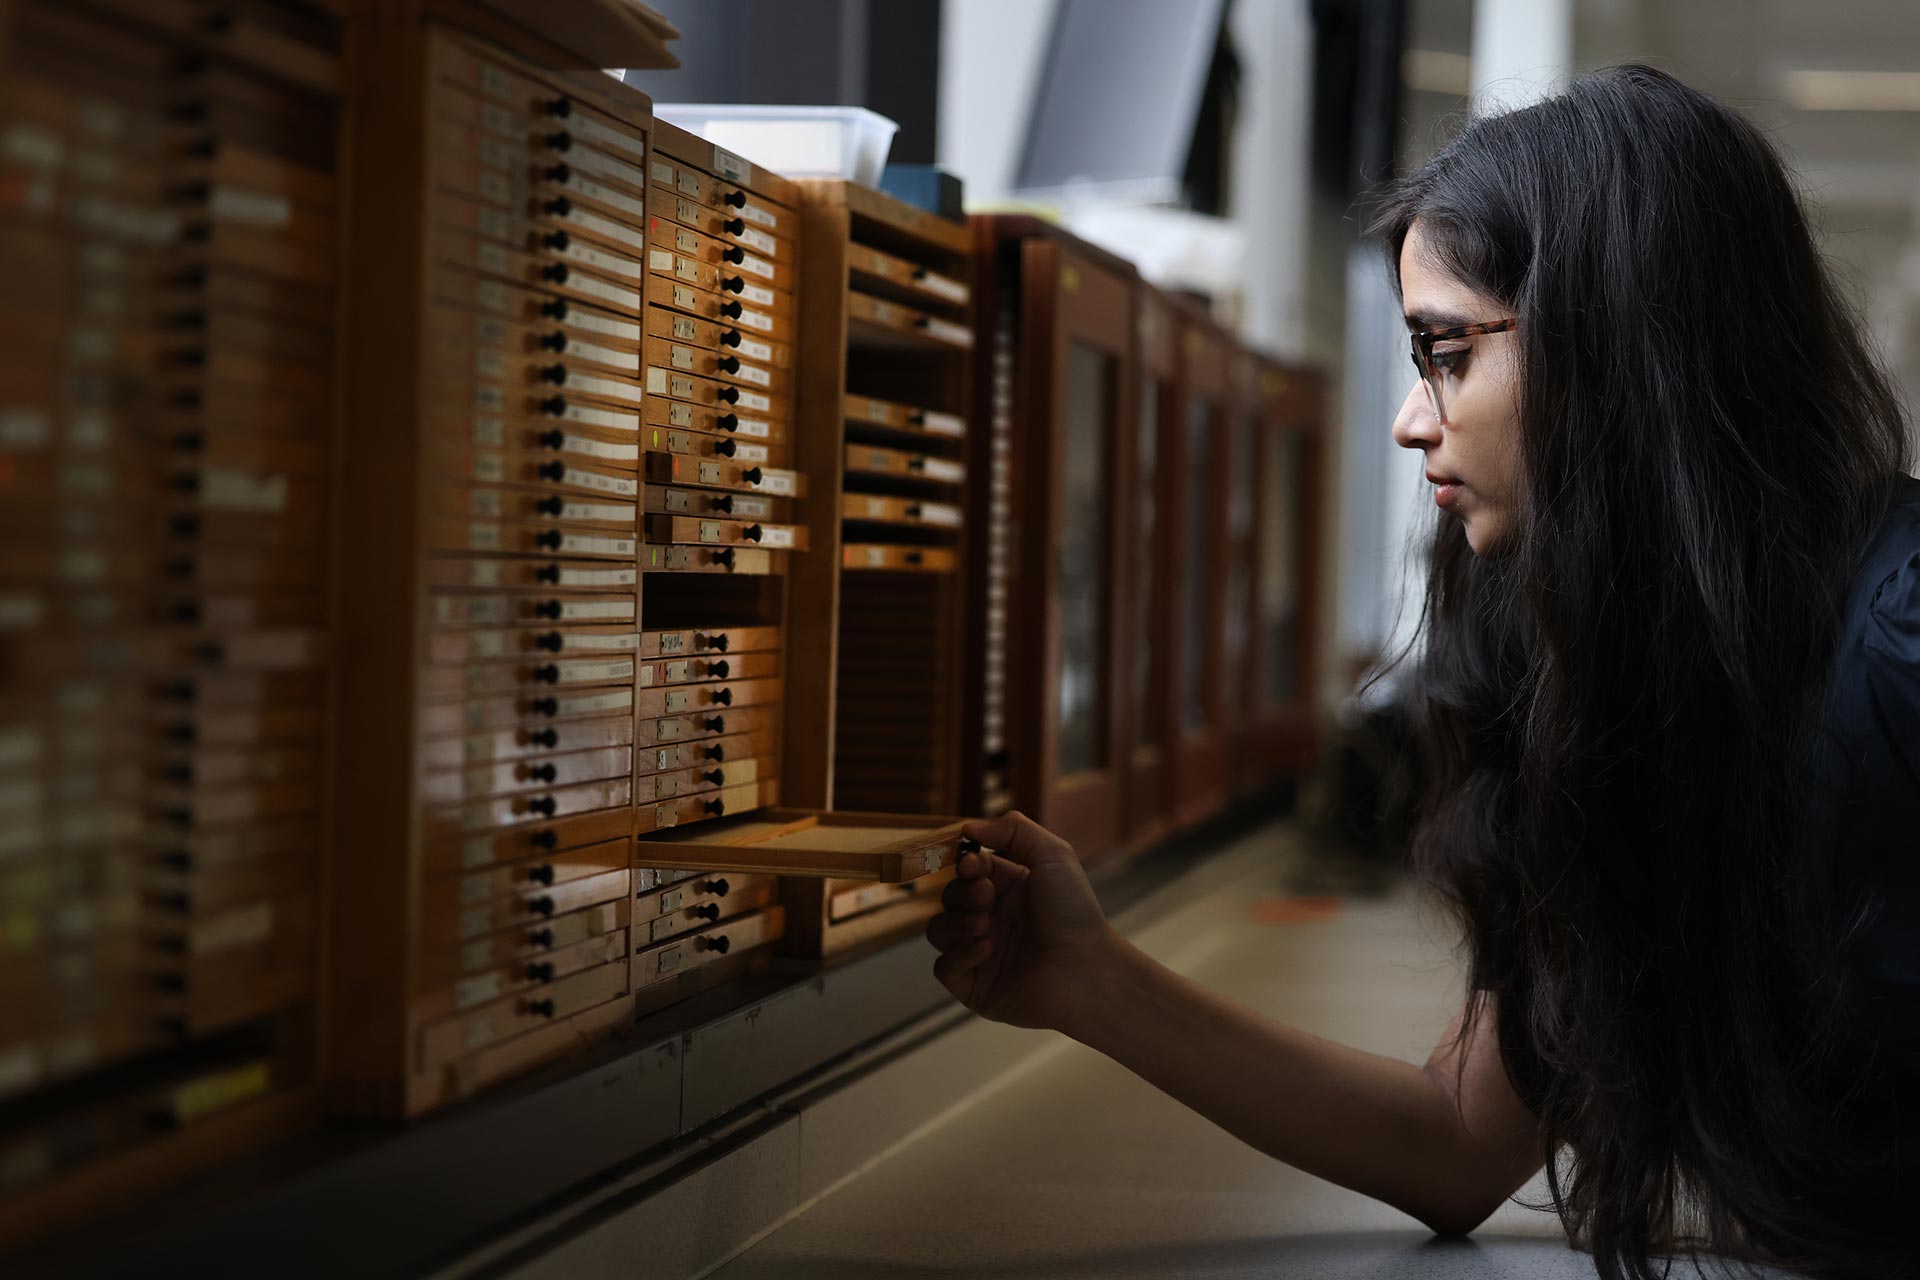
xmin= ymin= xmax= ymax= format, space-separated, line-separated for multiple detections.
xmin=1403 ymin=309 xmax=1476 ymax=332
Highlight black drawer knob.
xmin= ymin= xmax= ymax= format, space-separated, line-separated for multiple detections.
xmin=717 ymin=413 xmax=739 ymax=432
xmin=702 ymin=744 xmax=725 ymax=762
xmin=535 ymin=564 xmax=561 ymax=584
xmin=704 ymin=799 xmax=726 ymax=817
xmin=709 ymin=659 xmax=730 ymax=678
xmin=525 ymin=961 xmax=556 ymax=982
xmin=170 ymin=514 xmax=201 ymax=537
xmin=538 ymin=462 xmax=566 ymax=482
xmin=544 ymin=162 xmax=571 ymax=183
xmin=540 ymin=365 xmax=568 ymax=386
xmin=714 ymin=438 xmax=737 ymax=458
xmin=529 ymin=893 xmax=556 ymax=915
xmin=704 ymin=878 xmax=730 ymax=896
xmin=545 ymin=96 xmax=572 ymax=119
xmin=540 ymin=331 xmax=567 ymax=352
xmin=742 ymin=467 xmax=764 ymax=486
xmin=905 ymin=503 xmax=923 ymax=518
xmin=724 ymin=190 xmax=746 ymax=208
xmin=530 ymin=829 xmax=558 ymax=850
xmin=720 ymin=300 xmax=743 ymax=319
xmin=537 ymin=497 xmax=564 ymax=517
xmin=544 ymin=196 xmax=572 ymax=218
xmin=526 ymin=863 xmax=556 ymax=885
xmin=957 ymin=837 xmax=982 ymax=856
xmin=532 ymin=665 xmax=561 ymax=684
xmin=529 ymin=997 xmax=557 ymax=1018
xmin=718 ymin=355 xmax=741 ymax=374
xmin=700 ymin=769 xmax=724 ymax=786
xmin=527 ymin=796 xmax=558 ymax=817
xmin=703 ymin=715 xmax=726 ymax=733
xmin=720 ymin=329 xmax=742 ymax=348
xmin=711 ymin=687 xmax=733 ymax=706
xmin=906 ymin=551 xmax=925 ymax=565
xmin=716 ymin=385 xmax=740 ymax=404
xmin=530 ymin=728 xmax=559 ymax=748
xmin=542 ymin=263 xmax=570 ymax=284
xmin=531 ymin=697 xmax=559 ymax=717
xmin=540 ymin=395 xmax=568 ymax=416
xmin=540 ymin=298 xmax=569 ymax=320
xmin=692 ymin=904 xmax=720 ymax=922
xmin=529 ymin=763 xmax=558 ymax=783
xmin=911 ymin=267 xmax=930 ymax=281
xmin=743 ymin=524 xmax=763 ymax=543
xmin=543 ymin=230 xmax=570 ymax=252
xmin=703 ymin=934 xmax=732 ymax=954
xmin=721 ymin=246 xmax=744 ymax=265
xmin=712 ymin=548 xmax=735 ymax=569
xmin=528 ymin=926 xmax=554 ymax=947
xmin=707 ymin=633 xmax=730 ymax=652
xmin=721 ymin=275 xmax=745 ymax=294
xmin=914 ymin=317 xmax=932 ymax=331
xmin=712 ymin=495 xmax=734 ymax=514
xmin=539 ymin=430 xmax=566 ymax=450
xmin=535 ymin=631 xmax=563 ymax=651
xmin=545 ymin=131 xmax=572 ymax=152
xmin=722 ymin=217 xmax=745 ymax=235
xmin=908 ymin=411 xmax=927 ymax=425
xmin=534 ymin=530 xmax=563 ymax=550
xmin=908 ymin=456 xmax=927 ymax=472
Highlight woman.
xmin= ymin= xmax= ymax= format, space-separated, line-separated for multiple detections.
xmin=926 ymin=65 xmax=1918 ymax=1280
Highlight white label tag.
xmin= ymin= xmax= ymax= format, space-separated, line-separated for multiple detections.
xmin=734 ymin=362 xmax=771 ymax=388
xmin=757 ymin=469 xmax=796 ymax=496
xmin=735 ymin=417 xmax=770 ymax=439
xmin=560 ymin=433 xmax=639 ymax=462
xmin=738 ymin=253 xmax=775 ymax=281
xmin=479 ymin=65 xmax=514 ymax=101
xmin=554 ymin=659 xmax=634 ymax=684
xmin=737 ymin=198 xmax=777 ymax=229
xmin=915 ymin=271 xmax=970 ymax=304
xmin=562 ymin=467 xmax=639 ymax=497
xmin=735 ymin=307 xmax=773 ymax=333
xmin=556 ymin=690 xmax=633 ymax=716
xmin=570 ymin=373 xmax=643 ymax=407
xmin=0 ymin=408 xmax=51 ymax=450
xmin=739 ymin=282 xmax=776 ymax=308
xmin=558 ymin=532 xmax=636 ymax=556
xmin=731 ymin=442 xmax=770 ymax=464
xmin=559 ymin=401 xmax=637 ymax=432
xmin=570 ymin=114 xmax=646 ymax=164
xmin=572 ymin=273 xmax=641 ymax=310
xmin=733 ymin=226 xmax=777 ymax=255
xmin=561 ymin=600 xmax=633 ymax=621
xmin=734 ymin=389 xmax=771 ymax=413
xmin=568 ymin=171 xmax=647 ymax=220
xmin=757 ymin=526 xmax=795 ymax=549
xmin=566 ymin=335 xmax=632 ymax=369
xmin=456 ymin=972 xmax=503 ymax=1010
xmin=562 ymin=632 xmax=640 ymax=651
xmin=557 ymin=565 xmax=637 ymax=587
xmin=736 ymin=337 xmax=773 ymax=363
xmin=563 ymin=307 xmax=640 ymax=343
xmin=920 ymin=317 xmax=975 ymax=348
xmin=920 ymin=410 xmax=966 ymax=436
xmin=209 ymin=186 xmax=292 ymax=228
xmin=560 ymin=499 xmax=632 ymax=522
xmin=712 ymin=148 xmax=753 ymax=183
xmin=921 ymin=457 xmax=966 ymax=483
xmin=564 ymin=239 xmax=643 ymax=281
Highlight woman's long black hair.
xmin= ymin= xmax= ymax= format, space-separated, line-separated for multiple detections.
xmin=1374 ymin=65 xmax=1914 ymax=1279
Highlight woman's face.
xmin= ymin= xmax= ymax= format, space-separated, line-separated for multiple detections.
xmin=1392 ymin=220 xmax=1525 ymax=556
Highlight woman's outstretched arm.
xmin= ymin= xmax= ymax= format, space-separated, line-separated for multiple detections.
xmin=927 ymin=812 xmax=1544 ymax=1235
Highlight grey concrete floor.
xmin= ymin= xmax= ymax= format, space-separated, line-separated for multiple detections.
xmin=708 ymin=836 xmax=1788 ymax=1280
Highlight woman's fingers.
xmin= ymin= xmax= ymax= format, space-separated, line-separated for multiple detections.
xmin=942 ymin=874 xmax=993 ymax=911
xmin=961 ymin=811 xmax=1072 ymax=869
xmin=932 ymin=937 xmax=992 ymax=989
xmin=924 ymin=909 xmax=989 ymax=952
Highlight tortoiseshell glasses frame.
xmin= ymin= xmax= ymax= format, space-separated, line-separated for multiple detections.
xmin=1409 ymin=318 xmax=1518 ymax=422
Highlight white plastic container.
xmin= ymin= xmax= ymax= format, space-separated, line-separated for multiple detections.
xmin=654 ymin=104 xmax=899 ymax=187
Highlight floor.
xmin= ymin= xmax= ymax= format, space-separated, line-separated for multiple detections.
xmin=702 ymin=831 xmax=1785 ymax=1280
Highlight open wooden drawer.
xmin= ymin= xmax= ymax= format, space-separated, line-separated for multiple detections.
xmin=633 ymin=810 xmax=975 ymax=883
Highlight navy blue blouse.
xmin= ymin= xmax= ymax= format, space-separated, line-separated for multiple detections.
xmin=1814 ymin=474 xmax=1920 ymax=1046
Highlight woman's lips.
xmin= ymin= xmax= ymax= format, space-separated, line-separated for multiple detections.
xmin=1427 ymin=473 xmax=1463 ymax=509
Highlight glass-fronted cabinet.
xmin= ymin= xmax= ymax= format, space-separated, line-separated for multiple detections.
xmin=1120 ymin=287 xmax=1179 ymax=847
xmin=1167 ymin=307 xmax=1232 ymax=827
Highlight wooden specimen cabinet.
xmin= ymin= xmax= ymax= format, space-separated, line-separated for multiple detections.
xmin=967 ymin=217 xmax=1138 ymax=865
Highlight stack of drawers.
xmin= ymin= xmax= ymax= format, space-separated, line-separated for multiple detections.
xmin=0 ymin=0 xmax=340 ymax=1221
xmin=627 ymin=119 xmax=806 ymax=1002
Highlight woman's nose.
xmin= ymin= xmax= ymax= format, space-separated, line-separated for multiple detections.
xmin=1391 ymin=380 xmax=1440 ymax=451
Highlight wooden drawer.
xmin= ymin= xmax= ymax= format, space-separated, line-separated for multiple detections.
xmin=842 ymin=544 xmax=960 ymax=573
xmin=421 ymin=778 xmax=634 ymax=843
xmin=636 ymin=676 xmax=781 ymax=718
xmin=646 ymin=484 xmax=792 ymax=525
xmin=639 ymin=651 xmax=780 ymax=687
xmin=647 ymin=338 xmax=792 ymax=396
xmin=645 ymin=451 xmax=804 ymax=498
xmin=430 ymin=357 xmax=642 ymax=434
xmin=418 ymin=686 xmax=635 ymax=738
xmin=846 ymin=243 xmax=970 ymax=310
xmin=419 ymin=745 xmax=633 ymax=806
xmin=644 ymin=779 xmax=780 ymax=830
xmin=645 ymin=250 xmax=792 ymax=320
xmin=848 ymin=291 xmax=973 ymax=350
xmin=647 ymin=217 xmax=793 ymax=293
xmin=431 ymin=141 xmax=649 ymax=247
xmin=633 ymin=905 xmax=784 ymax=988
xmin=637 ymin=704 xmax=778 ymax=749
xmin=641 ymin=544 xmax=786 ymax=576
xmin=436 ymin=352 xmax=647 ymax=416
xmin=844 ymin=443 xmax=967 ymax=485
xmin=416 ymin=899 xmax=628 ymax=989
xmin=427 ymin=485 xmax=637 ymax=532
xmin=633 ymin=875 xmax=777 ymax=940
xmin=645 ymin=306 xmax=792 ymax=368
xmin=633 ymin=811 xmax=969 ymax=883
xmin=419 ymin=715 xmax=635 ymax=771
xmin=432 ymin=268 xmax=644 ymax=355
xmin=644 ymin=514 xmax=806 ymax=550
xmin=430 ymin=303 xmax=640 ymax=378
xmin=418 ymin=954 xmax=629 ymax=1070
xmin=841 ymin=493 xmax=964 ymax=529
xmin=428 ymin=591 xmax=637 ymax=630
xmin=429 ymin=110 xmax=649 ymax=206
xmin=413 ymin=924 xmax=627 ymax=1025
xmin=428 ymin=626 xmax=640 ymax=665
xmin=640 ymin=755 xmax=769 ymax=804
xmin=433 ymin=36 xmax=649 ymax=165
xmin=422 ymin=555 xmax=638 ymax=595
xmin=643 ymin=364 xmax=788 ymax=421
xmin=423 ymin=839 xmax=632 ymax=927
xmin=424 ymin=809 xmax=632 ymax=875
xmin=644 ymin=393 xmax=789 ymax=446
xmin=645 ymin=275 xmax=795 ymax=344
xmin=639 ymin=625 xmax=781 ymax=658
xmin=435 ymin=228 xmax=641 ymax=316
xmin=423 ymin=517 xmax=638 ymax=560
xmin=843 ymin=393 xmax=967 ymax=443
xmin=419 ymin=856 xmax=624 ymax=950
xmin=648 ymin=187 xmax=794 ymax=260
xmin=418 ymin=653 xmax=636 ymax=701
xmin=646 ymin=154 xmax=793 ymax=240
xmin=433 ymin=187 xmax=646 ymax=271
xmin=636 ymin=728 xmax=778 ymax=776
xmin=644 ymin=425 xmax=791 ymax=471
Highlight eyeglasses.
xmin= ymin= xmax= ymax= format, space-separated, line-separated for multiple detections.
xmin=1409 ymin=318 xmax=1517 ymax=422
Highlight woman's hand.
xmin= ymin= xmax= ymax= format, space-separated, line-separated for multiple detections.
xmin=924 ymin=811 xmax=1118 ymax=1031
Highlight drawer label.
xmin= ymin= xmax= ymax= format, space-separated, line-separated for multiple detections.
xmin=736 ymin=307 xmax=773 ymax=333
xmin=671 ymin=346 xmax=695 ymax=371
xmin=559 ymin=533 xmax=636 ymax=556
xmin=473 ymin=278 xmax=508 ymax=312
xmin=712 ymin=148 xmax=753 ymax=182
xmin=572 ymin=273 xmax=641 ymax=310
xmin=557 ymin=565 xmax=637 ymax=587
xmin=567 ymin=335 xmax=631 ymax=368
xmin=921 ymin=458 xmax=966 ymax=482
xmin=738 ymin=253 xmax=775 ymax=281
xmin=738 ymin=199 xmax=777 ymax=230
xmin=559 ymin=434 xmax=639 ymax=463
xmin=673 ymin=227 xmax=698 ymax=254
xmin=562 ymin=632 xmax=639 ymax=651
xmin=664 ymin=690 xmax=691 ymax=712
xmin=739 ymin=282 xmax=776 ymax=308
xmin=757 ymin=525 xmax=794 ymax=549
xmin=460 ymin=871 xmax=495 ymax=904
xmin=696 ymin=523 xmax=722 ymax=546
xmin=734 ymin=389 xmax=770 ymax=413
xmin=672 ymin=285 xmax=700 ymax=310
xmin=732 ymin=442 xmax=770 ymax=464
xmin=675 ymin=197 xmax=702 ymax=224
xmin=479 ymin=65 xmax=514 ymax=101
xmin=475 ymin=350 xmax=507 ymax=380
xmin=736 ymin=337 xmax=772 ymax=363
xmin=559 ymin=600 xmax=633 ymax=621
xmin=558 ymin=466 xmax=637 ymax=497
xmin=564 ymin=240 xmax=643 ymax=281
xmin=568 ymin=373 xmax=644 ymax=407
xmin=469 ymin=561 xmax=503 ymax=587
xmin=668 ymin=403 xmax=693 ymax=427
xmin=473 ymin=455 xmax=505 ymax=482
xmin=657 ymin=942 xmax=685 ymax=973
xmin=733 ymin=362 xmax=771 ymax=388
xmin=476 ymin=169 xmax=512 ymax=204
xmin=756 ymin=470 xmax=796 ymax=496
xmin=921 ymin=410 xmax=966 ymax=436
xmin=657 ymin=634 xmax=686 ymax=655
xmin=479 ymin=103 xmax=515 ymax=138
xmin=916 ymin=272 xmax=970 ymax=304
xmin=553 ymin=659 xmax=634 ymax=684
xmin=735 ymin=417 xmax=769 ymax=439
xmin=672 ymin=316 xmax=699 ymax=340
xmin=476 ymin=243 xmax=511 ymax=276
xmin=461 ymin=940 xmax=494 ymax=974
xmin=724 ymin=495 xmax=773 ymax=518
xmin=474 ymin=384 xmax=506 ymax=413
xmin=455 ymin=972 xmax=502 ymax=1010
xmin=650 ymin=159 xmax=675 ymax=185
xmin=567 ymin=171 xmax=648 ymax=220
xmin=558 ymin=401 xmax=638 ymax=432
xmin=570 ymin=114 xmax=646 ymax=164
xmin=563 ymin=140 xmax=650 ymax=192
xmin=555 ymin=690 xmax=633 ymax=716
xmin=565 ymin=306 xmax=641 ymax=343
xmin=459 ymin=905 xmax=494 ymax=939
xmin=466 ymin=523 xmax=503 ymax=551
xmin=732 ymin=225 xmax=777 ymax=255
xmin=920 ymin=317 xmax=974 ymax=348
xmin=559 ymin=499 xmax=633 ymax=522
